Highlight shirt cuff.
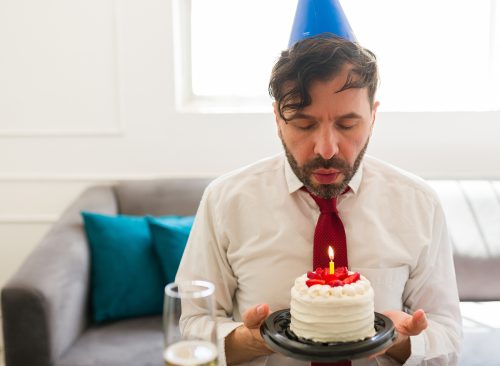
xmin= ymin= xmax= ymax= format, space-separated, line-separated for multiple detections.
xmin=217 ymin=320 xmax=244 ymax=366
xmin=402 ymin=333 xmax=426 ymax=366
xmin=374 ymin=333 xmax=426 ymax=366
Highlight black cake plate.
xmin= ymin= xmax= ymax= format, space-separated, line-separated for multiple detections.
xmin=260 ymin=309 xmax=396 ymax=362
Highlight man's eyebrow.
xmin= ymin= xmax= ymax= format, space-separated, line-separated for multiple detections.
xmin=287 ymin=111 xmax=363 ymax=122
xmin=288 ymin=112 xmax=317 ymax=121
xmin=336 ymin=112 xmax=363 ymax=121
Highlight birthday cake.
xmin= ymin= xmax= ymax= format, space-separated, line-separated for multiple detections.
xmin=289 ymin=267 xmax=375 ymax=342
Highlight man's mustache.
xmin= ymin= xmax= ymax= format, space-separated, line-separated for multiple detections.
xmin=303 ymin=156 xmax=350 ymax=171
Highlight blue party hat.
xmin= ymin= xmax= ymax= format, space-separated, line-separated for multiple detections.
xmin=289 ymin=0 xmax=356 ymax=48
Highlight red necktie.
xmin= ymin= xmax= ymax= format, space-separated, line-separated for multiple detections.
xmin=307 ymin=190 xmax=351 ymax=366
xmin=308 ymin=193 xmax=348 ymax=270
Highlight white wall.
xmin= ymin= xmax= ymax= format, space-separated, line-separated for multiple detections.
xmin=1 ymin=0 xmax=500 ymax=290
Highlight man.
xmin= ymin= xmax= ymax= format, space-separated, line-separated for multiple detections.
xmin=176 ymin=34 xmax=462 ymax=366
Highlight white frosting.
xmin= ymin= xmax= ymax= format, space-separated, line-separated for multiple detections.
xmin=289 ymin=273 xmax=376 ymax=342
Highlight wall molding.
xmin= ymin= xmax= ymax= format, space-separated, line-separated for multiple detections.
xmin=0 ymin=215 xmax=57 ymax=224
xmin=0 ymin=0 xmax=122 ymax=138
xmin=0 ymin=172 xmax=213 ymax=182
xmin=0 ymin=128 xmax=124 ymax=138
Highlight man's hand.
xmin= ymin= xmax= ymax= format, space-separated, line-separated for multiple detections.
xmin=370 ymin=309 xmax=428 ymax=363
xmin=225 ymin=304 xmax=275 ymax=365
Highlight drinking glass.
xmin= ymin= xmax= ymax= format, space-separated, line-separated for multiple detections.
xmin=163 ymin=280 xmax=218 ymax=366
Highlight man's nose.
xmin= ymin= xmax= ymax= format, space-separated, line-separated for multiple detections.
xmin=313 ymin=126 xmax=339 ymax=160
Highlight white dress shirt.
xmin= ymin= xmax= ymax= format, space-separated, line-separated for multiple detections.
xmin=176 ymin=153 xmax=462 ymax=366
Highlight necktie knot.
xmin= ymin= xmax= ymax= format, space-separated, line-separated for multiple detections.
xmin=312 ymin=195 xmax=338 ymax=214
xmin=300 ymin=187 xmax=339 ymax=213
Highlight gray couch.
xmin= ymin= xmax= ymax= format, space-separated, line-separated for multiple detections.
xmin=1 ymin=179 xmax=211 ymax=366
xmin=1 ymin=178 xmax=499 ymax=366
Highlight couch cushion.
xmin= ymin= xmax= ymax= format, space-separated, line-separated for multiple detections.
xmin=147 ymin=215 xmax=195 ymax=284
xmin=81 ymin=212 xmax=165 ymax=323
xmin=55 ymin=316 xmax=163 ymax=366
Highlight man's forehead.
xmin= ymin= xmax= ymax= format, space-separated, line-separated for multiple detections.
xmin=281 ymin=86 xmax=370 ymax=120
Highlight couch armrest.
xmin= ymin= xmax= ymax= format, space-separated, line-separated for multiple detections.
xmin=454 ymin=254 xmax=500 ymax=301
xmin=1 ymin=185 xmax=117 ymax=366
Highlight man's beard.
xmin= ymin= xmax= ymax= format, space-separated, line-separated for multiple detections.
xmin=282 ymin=138 xmax=369 ymax=199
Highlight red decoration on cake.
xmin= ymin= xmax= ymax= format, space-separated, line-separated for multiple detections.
xmin=305 ymin=267 xmax=360 ymax=288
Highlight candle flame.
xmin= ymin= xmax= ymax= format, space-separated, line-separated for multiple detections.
xmin=328 ymin=246 xmax=334 ymax=260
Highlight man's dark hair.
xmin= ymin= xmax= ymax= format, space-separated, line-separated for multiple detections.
xmin=269 ymin=34 xmax=379 ymax=122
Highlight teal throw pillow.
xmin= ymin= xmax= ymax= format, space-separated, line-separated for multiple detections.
xmin=81 ymin=212 xmax=165 ymax=323
xmin=147 ymin=215 xmax=195 ymax=284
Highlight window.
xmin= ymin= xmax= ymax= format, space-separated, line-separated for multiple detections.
xmin=178 ymin=0 xmax=500 ymax=112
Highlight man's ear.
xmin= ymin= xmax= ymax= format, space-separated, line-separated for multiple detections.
xmin=272 ymin=101 xmax=279 ymax=125
xmin=272 ymin=101 xmax=283 ymax=137
xmin=371 ymin=101 xmax=380 ymax=129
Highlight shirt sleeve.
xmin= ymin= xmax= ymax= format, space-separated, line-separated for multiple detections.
xmin=401 ymin=199 xmax=463 ymax=365
xmin=175 ymin=185 xmax=243 ymax=366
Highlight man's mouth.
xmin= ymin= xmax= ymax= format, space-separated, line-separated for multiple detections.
xmin=311 ymin=169 xmax=341 ymax=184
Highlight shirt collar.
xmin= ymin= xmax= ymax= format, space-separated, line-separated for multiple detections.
xmin=284 ymin=155 xmax=304 ymax=194
xmin=284 ymin=154 xmax=363 ymax=195
xmin=348 ymin=161 xmax=363 ymax=194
